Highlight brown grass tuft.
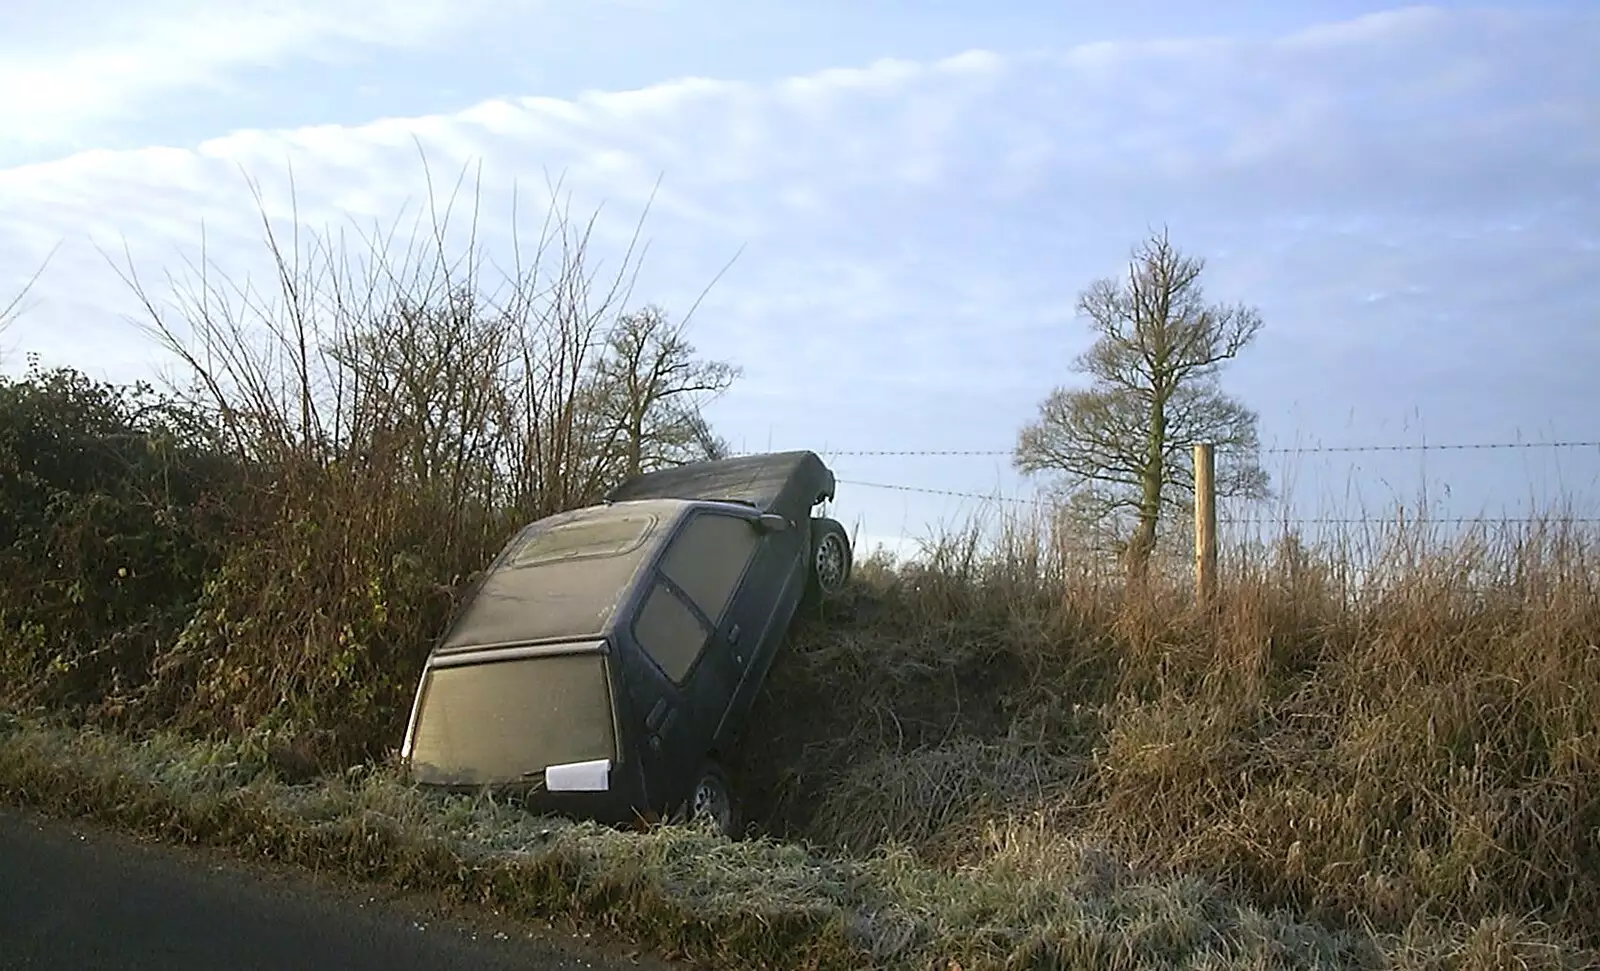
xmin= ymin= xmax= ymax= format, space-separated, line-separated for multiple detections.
xmin=745 ymin=504 xmax=1600 ymax=958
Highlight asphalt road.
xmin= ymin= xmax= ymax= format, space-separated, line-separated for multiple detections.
xmin=0 ymin=807 xmax=678 ymax=971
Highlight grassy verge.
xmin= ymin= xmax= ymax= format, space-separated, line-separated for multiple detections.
xmin=0 ymin=711 xmax=1590 ymax=971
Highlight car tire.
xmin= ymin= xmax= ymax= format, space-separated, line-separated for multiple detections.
xmin=683 ymin=760 xmax=740 ymax=838
xmin=806 ymin=517 xmax=853 ymax=601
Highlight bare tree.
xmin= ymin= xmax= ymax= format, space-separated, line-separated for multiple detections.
xmin=1 ymin=244 xmax=61 ymax=364
xmin=1014 ymin=228 xmax=1269 ymax=580
xmin=583 ymin=304 xmax=740 ymax=481
xmin=327 ymin=284 xmax=513 ymax=510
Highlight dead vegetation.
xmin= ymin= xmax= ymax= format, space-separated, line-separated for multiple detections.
xmin=1 ymin=163 xmax=741 ymax=767
xmin=1 ymin=160 xmax=1597 ymax=968
xmin=742 ymin=505 xmax=1600 ymax=963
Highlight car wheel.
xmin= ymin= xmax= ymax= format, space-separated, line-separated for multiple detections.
xmin=807 ymin=517 xmax=852 ymax=600
xmin=685 ymin=761 xmax=739 ymax=838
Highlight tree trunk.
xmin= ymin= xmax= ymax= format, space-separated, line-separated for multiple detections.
xmin=625 ymin=406 xmax=645 ymax=479
xmin=1127 ymin=393 xmax=1167 ymax=583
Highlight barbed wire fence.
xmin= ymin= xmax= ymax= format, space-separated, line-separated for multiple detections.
xmin=790 ymin=439 xmax=1600 ymax=526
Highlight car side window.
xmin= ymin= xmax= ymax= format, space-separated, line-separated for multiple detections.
xmin=659 ymin=511 xmax=762 ymax=627
xmin=634 ymin=581 xmax=710 ymax=683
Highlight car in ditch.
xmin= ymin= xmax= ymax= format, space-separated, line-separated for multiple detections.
xmin=398 ymin=450 xmax=853 ymax=838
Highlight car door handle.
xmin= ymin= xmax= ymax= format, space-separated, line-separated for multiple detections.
xmin=648 ymin=708 xmax=677 ymax=750
xmin=646 ymin=697 xmax=670 ymax=731
xmin=728 ymin=624 xmax=741 ymax=644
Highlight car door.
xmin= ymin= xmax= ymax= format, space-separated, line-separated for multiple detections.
xmin=655 ymin=508 xmax=766 ymax=724
xmin=627 ymin=508 xmax=765 ymax=805
xmin=713 ymin=511 xmax=807 ymax=748
xmin=623 ymin=578 xmax=708 ymax=814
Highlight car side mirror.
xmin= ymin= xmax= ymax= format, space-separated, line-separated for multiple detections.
xmin=755 ymin=513 xmax=791 ymax=534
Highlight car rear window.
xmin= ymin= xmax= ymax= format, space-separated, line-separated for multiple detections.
xmin=407 ymin=651 xmax=617 ymax=786
xmin=508 ymin=511 xmax=657 ymax=568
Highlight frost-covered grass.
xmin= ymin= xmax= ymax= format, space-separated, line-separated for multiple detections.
xmin=2 ymin=712 xmax=1590 ymax=971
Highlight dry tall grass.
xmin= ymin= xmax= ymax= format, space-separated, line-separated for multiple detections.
xmin=744 ymin=504 xmax=1600 ymax=953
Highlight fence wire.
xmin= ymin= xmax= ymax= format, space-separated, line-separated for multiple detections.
xmin=818 ymin=438 xmax=1600 ymax=525
xmin=812 ymin=440 xmax=1600 ymax=458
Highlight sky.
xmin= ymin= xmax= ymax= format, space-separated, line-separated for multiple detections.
xmin=2 ymin=0 xmax=1597 ymax=563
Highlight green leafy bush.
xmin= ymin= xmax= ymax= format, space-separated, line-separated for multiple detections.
xmin=0 ymin=360 xmax=237 ymax=716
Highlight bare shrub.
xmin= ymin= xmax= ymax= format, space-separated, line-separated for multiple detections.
xmin=99 ymin=161 xmax=737 ymax=765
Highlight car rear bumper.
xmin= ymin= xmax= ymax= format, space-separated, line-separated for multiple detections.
xmin=410 ymin=757 xmax=652 ymax=828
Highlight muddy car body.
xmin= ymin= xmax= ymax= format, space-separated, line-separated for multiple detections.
xmin=399 ymin=450 xmax=852 ymax=835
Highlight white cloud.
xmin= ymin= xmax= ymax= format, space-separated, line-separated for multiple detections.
xmin=2 ymin=5 xmax=1597 ymax=540
xmin=0 ymin=0 xmax=547 ymax=152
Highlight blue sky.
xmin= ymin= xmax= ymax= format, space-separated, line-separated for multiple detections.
xmin=2 ymin=1 xmax=1597 ymax=560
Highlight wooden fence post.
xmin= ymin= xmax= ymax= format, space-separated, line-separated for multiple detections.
xmin=1194 ymin=442 xmax=1217 ymax=605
